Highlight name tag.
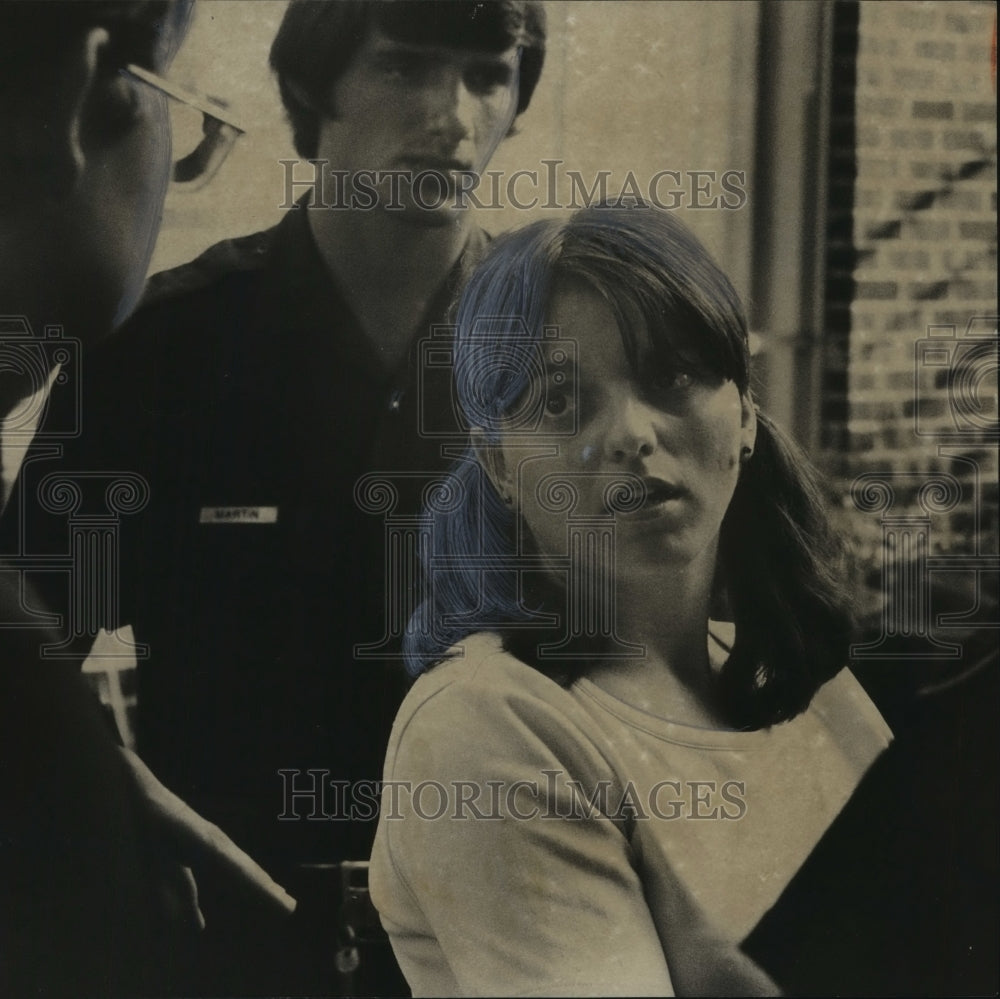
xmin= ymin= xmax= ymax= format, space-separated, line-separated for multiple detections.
xmin=199 ymin=506 xmax=279 ymax=524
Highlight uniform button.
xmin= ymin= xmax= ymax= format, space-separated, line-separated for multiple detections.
xmin=388 ymin=389 xmax=404 ymax=412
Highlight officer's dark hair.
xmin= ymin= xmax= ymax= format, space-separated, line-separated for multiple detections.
xmin=0 ymin=1 xmax=192 ymax=191
xmin=0 ymin=1 xmax=191 ymax=91
xmin=270 ymin=0 xmax=547 ymax=159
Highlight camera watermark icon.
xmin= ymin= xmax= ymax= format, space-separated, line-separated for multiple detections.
xmin=416 ymin=320 xmax=579 ymax=440
xmin=914 ymin=317 xmax=999 ymax=441
xmin=852 ymin=316 xmax=999 ymax=661
xmin=0 ymin=317 xmax=82 ymax=439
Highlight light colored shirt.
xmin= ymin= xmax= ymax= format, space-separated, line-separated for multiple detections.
xmin=370 ymin=631 xmax=892 ymax=997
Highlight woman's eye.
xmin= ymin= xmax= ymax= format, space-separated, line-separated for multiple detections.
xmin=651 ymin=370 xmax=694 ymax=393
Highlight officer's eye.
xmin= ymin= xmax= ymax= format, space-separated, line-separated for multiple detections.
xmin=465 ymin=62 xmax=513 ymax=96
xmin=378 ymin=53 xmax=428 ymax=84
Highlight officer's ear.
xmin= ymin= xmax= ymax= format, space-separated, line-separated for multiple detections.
xmin=2 ymin=27 xmax=114 ymax=210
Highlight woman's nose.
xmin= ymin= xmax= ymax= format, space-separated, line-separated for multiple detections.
xmin=606 ymin=397 xmax=658 ymax=463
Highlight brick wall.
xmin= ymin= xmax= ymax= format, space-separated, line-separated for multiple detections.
xmin=824 ymin=0 xmax=997 ymax=627
xmin=822 ymin=1 xmax=860 ymax=459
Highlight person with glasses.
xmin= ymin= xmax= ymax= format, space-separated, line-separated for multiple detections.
xmin=122 ymin=61 xmax=245 ymax=189
xmin=0 ymin=3 xmax=295 ymax=996
xmin=2 ymin=0 xmax=547 ymax=994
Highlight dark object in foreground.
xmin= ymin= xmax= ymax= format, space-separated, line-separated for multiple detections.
xmin=744 ymin=572 xmax=999 ymax=996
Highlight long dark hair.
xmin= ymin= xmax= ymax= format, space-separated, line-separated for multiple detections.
xmin=406 ymin=203 xmax=853 ymax=730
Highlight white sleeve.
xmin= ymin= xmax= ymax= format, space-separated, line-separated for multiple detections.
xmin=375 ymin=676 xmax=676 ymax=998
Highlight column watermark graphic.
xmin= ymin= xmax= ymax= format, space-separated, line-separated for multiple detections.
xmin=352 ymin=470 xmax=463 ymax=660
xmin=34 ymin=472 xmax=150 ymax=659
xmin=0 ymin=316 xmax=148 ymax=660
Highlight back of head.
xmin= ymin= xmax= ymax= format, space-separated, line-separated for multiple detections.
xmin=270 ymin=0 xmax=547 ymax=158
xmin=0 ymin=1 xmax=191 ymax=100
xmin=0 ymin=0 xmax=192 ymax=198
xmin=1 ymin=0 xmax=194 ymax=396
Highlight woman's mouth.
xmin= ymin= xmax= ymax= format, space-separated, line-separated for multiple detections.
xmin=604 ymin=477 xmax=686 ymax=520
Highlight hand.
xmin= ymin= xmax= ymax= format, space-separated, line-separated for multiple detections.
xmin=155 ymin=857 xmax=205 ymax=934
xmin=118 ymin=747 xmax=297 ymax=923
xmin=653 ymin=866 xmax=780 ymax=997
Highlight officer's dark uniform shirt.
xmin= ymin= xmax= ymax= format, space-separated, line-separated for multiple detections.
xmin=2 ymin=204 xmax=485 ymax=876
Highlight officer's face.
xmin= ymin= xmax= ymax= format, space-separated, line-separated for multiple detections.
xmin=315 ymin=27 xmax=520 ymax=224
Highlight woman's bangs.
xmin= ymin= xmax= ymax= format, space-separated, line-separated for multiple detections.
xmin=559 ymin=251 xmax=734 ymax=389
xmin=562 ymin=206 xmax=751 ymax=391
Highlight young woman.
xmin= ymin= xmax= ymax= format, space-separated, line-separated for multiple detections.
xmin=370 ymin=203 xmax=891 ymax=996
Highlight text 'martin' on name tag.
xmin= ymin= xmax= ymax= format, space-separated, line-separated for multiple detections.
xmin=199 ymin=506 xmax=279 ymax=524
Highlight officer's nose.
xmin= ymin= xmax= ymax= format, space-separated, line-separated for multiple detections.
xmin=425 ymin=72 xmax=475 ymax=148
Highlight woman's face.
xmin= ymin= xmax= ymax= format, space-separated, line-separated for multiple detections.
xmin=485 ymin=279 xmax=756 ymax=584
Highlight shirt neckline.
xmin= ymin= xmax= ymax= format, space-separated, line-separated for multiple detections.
xmin=573 ymin=675 xmax=781 ymax=750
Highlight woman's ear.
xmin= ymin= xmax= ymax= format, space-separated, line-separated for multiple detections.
xmin=471 ymin=430 xmax=516 ymax=509
xmin=739 ymin=391 xmax=758 ymax=457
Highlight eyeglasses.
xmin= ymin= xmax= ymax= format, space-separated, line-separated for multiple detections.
xmin=122 ymin=64 xmax=245 ymax=191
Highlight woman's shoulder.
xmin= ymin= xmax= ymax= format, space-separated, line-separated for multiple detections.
xmin=402 ymin=631 xmax=563 ymax=702
xmin=385 ymin=632 xmax=611 ymax=780
xmin=392 ymin=632 xmax=580 ymax=735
